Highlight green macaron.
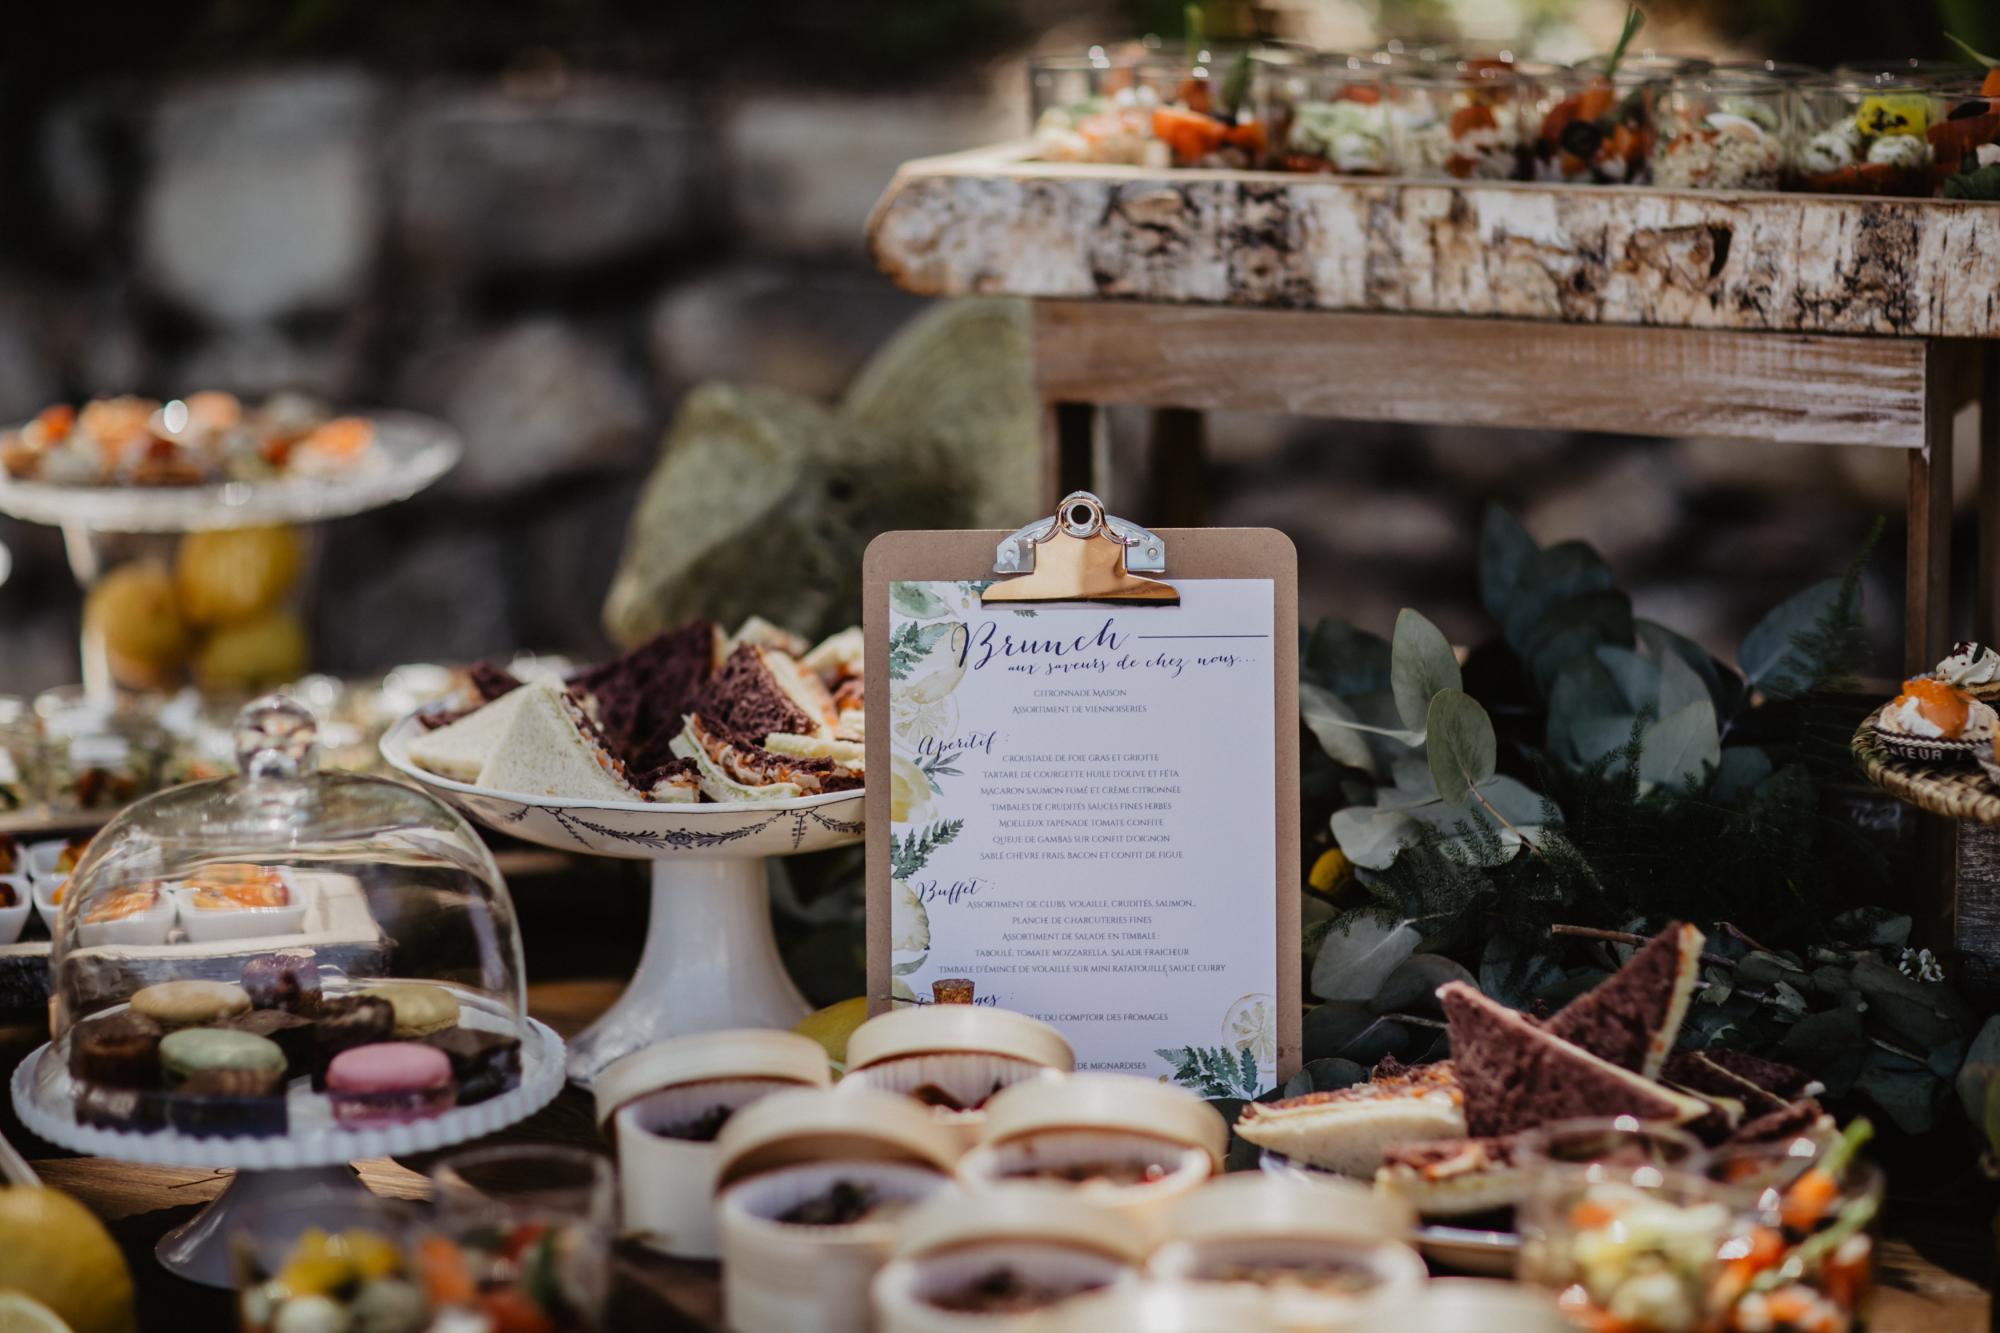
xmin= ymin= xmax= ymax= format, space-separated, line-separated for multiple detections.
xmin=160 ymin=1027 xmax=287 ymax=1082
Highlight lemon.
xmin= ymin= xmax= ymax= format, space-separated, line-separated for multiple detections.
xmin=887 ymin=756 xmax=932 ymax=824
xmin=1307 ymin=848 xmax=1353 ymax=897
xmin=174 ymin=526 xmax=304 ymax=627
xmin=793 ymin=997 xmax=869 ymax=1069
xmin=0 ymin=1187 xmax=135 ymax=1333
xmin=0 ymin=1292 xmax=69 ymax=1333
xmin=85 ymin=563 xmax=187 ymax=689
xmin=192 ymin=608 xmax=310 ymax=690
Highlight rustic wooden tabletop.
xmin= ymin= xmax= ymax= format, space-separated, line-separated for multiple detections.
xmin=1 ymin=978 xmax=1989 ymax=1331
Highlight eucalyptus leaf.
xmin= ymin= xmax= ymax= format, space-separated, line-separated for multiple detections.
xmin=1479 ymin=504 xmax=1539 ymax=622
xmin=1333 ymin=1017 xmax=1413 ymax=1066
xmin=1713 ymin=747 xmax=1773 ymax=803
xmin=1391 ymin=609 xmax=1462 ymax=732
xmin=1549 ymin=656 xmax=1636 ymax=766
xmin=1348 ymin=688 xmax=1427 ymax=768
xmin=1480 ymin=934 xmax=1565 ymax=1009
xmin=1955 ymin=1015 xmax=2000 ymax=1128
xmin=1502 ymin=540 xmax=1614 ymax=654
xmin=1854 ymin=1048 xmax=1938 ymax=1135
xmin=1851 ymin=955 xmax=1970 ymax=1050
xmin=1300 ymin=682 xmax=1378 ymax=775
xmin=1305 ymin=620 xmax=1393 ymax=696
xmin=1388 ymin=751 xmax=1438 ymax=800
xmin=1372 ymin=954 xmax=1477 ymax=1016
xmin=1636 ymin=619 xmax=1726 ymax=708
xmin=1404 ymin=776 xmax=1552 ymax=838
xmin=1832 ymin=908 xmax=1912 ymax=949
xmin=1522 ymin=590 xmax=1635 ymax=695
xmin=1778 ymin=1005 xmax=1868 ymax=1097
xmin=1738 ymin=577 xmax=1841 ymax=698
xmin=1426 ymin=689 xmax=1497 ymax=807
xmin=1331 ymin=805 xmax=1419 ymax=870
xmin=1656 ymin=647 xmax=1711 ymax=717
xmin=1311 ymin=915 xmax=1421 ymax=1001
xmin=1302 ymin=1001 xmax=1379 ymax=1062
xmin=1639 ymin=700 xmax=1720 ymax=793
xmin=1594 ymin=645 xmax=1661 ymax=714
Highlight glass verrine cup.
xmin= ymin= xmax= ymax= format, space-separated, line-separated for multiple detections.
xmin=1526 ymin=65 xmax=1664 ymax=183
xmin=1515 ymin=1116 xmax=1710 ymax=1178
xmin=1703 ymin=1128 xmax=1883 ymax=1333
xmin=1929 ymin=74 xmax=2000 ymax=196
xmin=1793 ymin=78 xmax=1943 ymax=194
xmin=1651 ymin=72 xmax=1790 ymax=190
xmin=1714 ymin=59 xmax=1821 ymax=84
xmin=1252 ymin=52 xmax=1392 ymax=175
xmin=1388 ymin=60 xmax=1530 ymax=180
xmin=0 ymin=695 xmax=32 ymax=815
xmin=1028 ymin=52 xmax=1163 ymax=167
xmin=1518 ymin=1161 xmax=1733 ymax=1333
xmin=1834 ymin=59 xmax=1979 ymax=87
xmin=1136 ymin=44 xmax=1261 ymax=168
xmin=427 ymin=1144 xmax=617 ymax=1331
xmin=232 ymin=1189 xmax=431 ymax=1333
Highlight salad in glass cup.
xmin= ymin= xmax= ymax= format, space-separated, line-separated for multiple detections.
xmin=1529 ymin=65 xmax=1662 ymax=184
xmin=1650 ymin=73 xmax=1789 ymax=191
xmin=1133 ymin=44 xmax=1263 ymax=168
xmin=1029 ymin=51 xmax=1164 ymax=167
xmin=1389 ymin=60 xmax=1532 ymax=180
xmin=1252 ymin=51 xmax=1391 ymax=175
xmin=1793 ymin=79 xmax=1940 ymax=195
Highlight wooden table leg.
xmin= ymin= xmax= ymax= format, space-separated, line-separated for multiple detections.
xmin=1042 ymin=401 xmax=1097 ymax=507
xmin=1907 ymin=346 xmax=1957 ymax=674
xmin=1143 ymin=407 xmax=1208 ymax=527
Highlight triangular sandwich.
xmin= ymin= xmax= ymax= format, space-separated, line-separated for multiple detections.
xmin=474 ymin=681 xmax=638 ymax=802
xmin=1440 ymin=982 xmax=1710 ymax=1138
xmin=407 ymin=684 xmax=538 ymax=782
xmin=1544 ymin=923 xmax=1705 ymax=1078
xmin=1234 ymin=1060 xmax=1465 ymax=1177
xmin=695 ymin=643 xmax=838 ymax=740
xmin=570 ymin=619 xmax=721 ymax=772
xmin=1376 ymin=1135 xmax=1529 ymax=1217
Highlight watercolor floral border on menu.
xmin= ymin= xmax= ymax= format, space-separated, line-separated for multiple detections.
xmin=878 ymin=574 xmax=1284 ymax=1095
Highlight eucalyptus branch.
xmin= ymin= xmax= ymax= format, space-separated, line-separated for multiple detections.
xmin=1380 ymin=1012 xmax=1449 ymax=1031
xmin=1469 ymin=783 xmax=1541 ymax=858
xmin=1549 ymin=923 xmax=1735 ymax=968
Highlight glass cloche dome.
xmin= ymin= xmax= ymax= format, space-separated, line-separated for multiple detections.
xmin=33 ymin=695 xmax=529 ymax=1142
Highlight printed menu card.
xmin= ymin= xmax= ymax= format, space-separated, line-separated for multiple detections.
xmin=882 ymin=577 xmax=1280 ymax=1089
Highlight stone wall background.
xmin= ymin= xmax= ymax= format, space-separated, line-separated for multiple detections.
xmin=0 ymin=2 xmax=1970 ymax=692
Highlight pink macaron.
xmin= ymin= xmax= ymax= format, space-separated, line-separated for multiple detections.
xmin=326 ymin=1041 xmax=455 ymax=1128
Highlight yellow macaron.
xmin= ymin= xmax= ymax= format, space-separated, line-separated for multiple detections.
xmin=360 ymin=983 xmax=461 ymax=1037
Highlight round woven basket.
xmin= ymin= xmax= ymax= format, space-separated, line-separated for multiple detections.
xmin=1852 ymin=710 xmax=2000 ymax=825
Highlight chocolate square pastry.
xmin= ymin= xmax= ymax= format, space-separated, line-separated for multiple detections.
xmin=168 ymin=1067 xmax=289 ymax=1139
xmin=422 ymin=1029 xmax=522 ymax=1105
xmin=74 ymin=1083 xmax=166 ymax=1135
xmin=312 ymin=996 xmax=395 ymax=1090
xmin=226 ymin=1008 xmax=315 ymax=1081
xmin=69 ymin=1011 xmax=164 ymax=1089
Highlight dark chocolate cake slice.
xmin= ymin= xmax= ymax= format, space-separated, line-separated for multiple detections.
xmin=693 ymin=643 xmax=832 ymax=742
xmin=1662 ymin=1048 xmax=1822 ymax=1118
xmin=1727 ymin=1098 xmax=1832 ymax=1147
xmin=1544 ymin=923 xmax=1705 ymax=1079
xmin=571 ymin=619 xmax=721 ymax=772
xmin=1440 ymin=982 xmax=1709 ymax=1138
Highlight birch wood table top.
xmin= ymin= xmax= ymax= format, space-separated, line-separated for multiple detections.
xmin=868 ymin=143 xmax=2000 ymax=339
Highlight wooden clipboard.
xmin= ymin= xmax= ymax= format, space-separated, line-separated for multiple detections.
xmin=862 ymin=495 xmax=1302 ymax=1081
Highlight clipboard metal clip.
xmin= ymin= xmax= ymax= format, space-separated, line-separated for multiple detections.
xmin=984 ymin=491 xmax=1178 ymax=606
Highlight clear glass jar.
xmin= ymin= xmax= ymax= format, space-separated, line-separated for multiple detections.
xmin=1702 ymin=1129 xmax=1883 ymax=1332
xmin=427 ymin=1144 xmax=616 ymax=1331
xmin=1252 ymin=52 xmax=1391 ymax=175
xmin=33 ymin=685 xmax=162 ymax=815
xmin=1388 ymin=60 xmax=1530 ymax=180
xmin=1834 ymin=59 xmax=1979 ymax=86
xmin=1519 ymin=1162 xmax=1732 ymax=1333
xmin=1930 ymin=75 xmax=2000 ymax=197
xmin=1136 ymin=44 xmax=1262 ymax=168
xmin=40 ymin=695 xmax=528 ymax=1139
xmin=233 ymin=1189 xmax=432 ymax=1333
xmin=1792 ymin=78 xmax=1942 ymax=195
xmin=1028 ymin=51 xmax=1163 ymax=167
xmin=1527 ymin=65 xmax=1665 ymax=183
xmin=1651 ymin=73 xmax=1790 ymax=190
xmin=1714 ymin=59 xmax=1821 ymax=84
xmin=0 ymin=695 xmax=33 ymax=815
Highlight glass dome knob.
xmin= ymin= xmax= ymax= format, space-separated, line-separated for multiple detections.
xmin=234 ymin=694 xmax=320 ymax=781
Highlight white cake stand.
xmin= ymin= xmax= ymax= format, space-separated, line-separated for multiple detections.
xmin=0 ymin=410 xmax=459 ymax=696
xmin=11 ymin=1007 xmax=565 ymax=1287
xmin=379 ymin=716 xmax=862 ymax=1087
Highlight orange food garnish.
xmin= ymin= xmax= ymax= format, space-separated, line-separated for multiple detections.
xmin=34 ymin=405 xmax=75 ymax=441
xmin=84 ymin=885 xmax=159 ymax=924
xmin=1897 ymin=677 xmax=1973 ymax=734
xmin=1152 ymin=106 xmax=1229 ymax=163
xmin=1985 ymin=67 xmax=2000 ymax=99
xmin=1569 ymin=1199 xmax=1618 ymax=1229
xmin=305 ymin=416 xmax=374 ymax=460
xmin=415 ymin=1234 xmax=477 ymax=1307
xmin=183 ymin=391 xmax=242 ymax=432
xmin=1780 ymin=1165 xmax=1841 ymax=1233
xmin=1450 ymin=103 xmax=1498 ymax=136
xmin=479 ymin=1287 xmax=557 ymax=1333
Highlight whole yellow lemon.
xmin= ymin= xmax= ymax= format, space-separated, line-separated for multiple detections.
xmin=192 ymin=608 xmax=310 ymax=690
xmin=0 ymin=1186 xmax=135 ymax=1333
xmin=174 ymin=526 xmax=304 ymax=627
xmin=792 ymin=996 xmax=870 ymax=1070
xmin=85 ymin=562 xmax=187 ymax=689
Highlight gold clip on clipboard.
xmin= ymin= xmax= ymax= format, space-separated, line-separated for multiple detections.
xmin=981 ymin=491 xmax=1179 ymax=606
